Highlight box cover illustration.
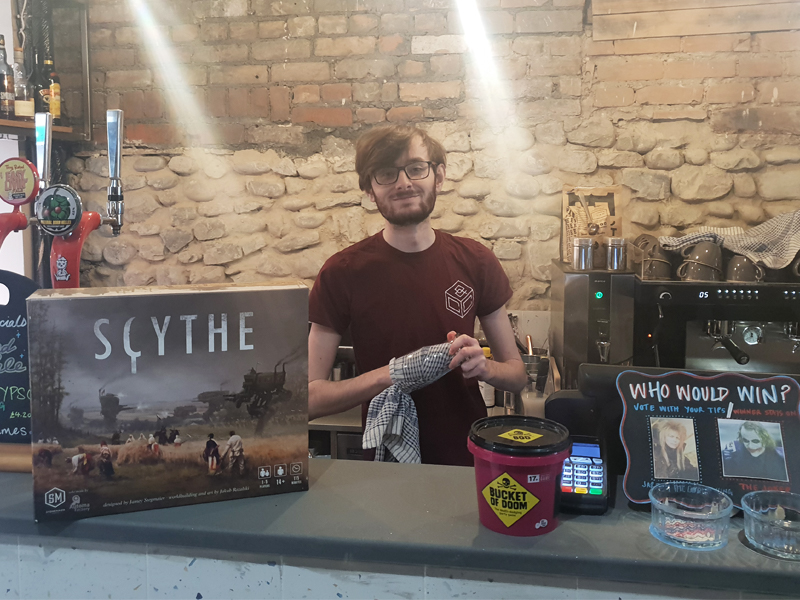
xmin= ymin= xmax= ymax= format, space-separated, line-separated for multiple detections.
xmin=28 ymin=283 xmax=308 ymax=521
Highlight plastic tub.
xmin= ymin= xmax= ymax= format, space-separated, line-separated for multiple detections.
xmin=741 ymin=491 xmax=800 ymax=561
xmin=468 ymin=415 xmax=571 ymax=536
xmin=649 ymin=482 xmax=733 ymax=551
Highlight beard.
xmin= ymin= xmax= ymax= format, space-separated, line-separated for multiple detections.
xmin=375 ymin=187 xmax=437 ymax=227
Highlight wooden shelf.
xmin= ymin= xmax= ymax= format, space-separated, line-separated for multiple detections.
xmin=0 ymin=118 xmax=83 ymax=141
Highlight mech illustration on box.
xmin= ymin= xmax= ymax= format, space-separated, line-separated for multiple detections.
xmin=28 ymin=284 xmax=309 ymax=521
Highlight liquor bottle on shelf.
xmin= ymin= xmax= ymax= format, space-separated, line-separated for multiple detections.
xmin=0 ymin=36 xmax=15 ymax=120
xmin=31 ymin=51 xmax=48 ymax=115
xmin=32 ymin=52 xmax=60 ymax=125
xmin=44 ymin=57 xmax=60 ymax=125
xmin=12 ymin=48 xmax=33 ymax=121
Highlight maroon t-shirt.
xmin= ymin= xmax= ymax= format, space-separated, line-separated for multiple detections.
xmin=309 ymin=230 xmax=513 ymax=466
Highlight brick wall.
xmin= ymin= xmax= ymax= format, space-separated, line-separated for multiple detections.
xmin=62 ymin=0 xmax=800 ymax=308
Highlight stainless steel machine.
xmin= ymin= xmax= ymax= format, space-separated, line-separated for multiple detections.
xmin=634 ymin=279 xmax=800 ymax=374
xmin=549 ymin=260 xmax=634 ymax=389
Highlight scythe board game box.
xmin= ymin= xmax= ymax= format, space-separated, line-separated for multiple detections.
xmin=27 ymin=283 xmax=309 ymax=522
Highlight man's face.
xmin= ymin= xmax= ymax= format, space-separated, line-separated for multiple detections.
xmin=367 ymin=136 xmax=444 ymax=227
xmin=741 ymin=430 xmax=765 ymax=457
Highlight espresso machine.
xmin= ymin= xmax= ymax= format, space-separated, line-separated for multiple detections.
xmin=633 ymin=279 xmax=800 ymax=374
xmin=550 ymin=260 xmax=634 ymax=389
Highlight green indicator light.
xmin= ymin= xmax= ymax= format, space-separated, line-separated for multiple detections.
xmin=595 ymin=292 xmax=603 ymax=299
xmin=589 ymin=488 xmax=603 ymax=495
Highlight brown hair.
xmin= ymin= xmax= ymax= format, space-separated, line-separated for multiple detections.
xmin=656 ymin=421 xmax=688 ymax=471
xmin=355 ymin=125 xmax=447 ymax=193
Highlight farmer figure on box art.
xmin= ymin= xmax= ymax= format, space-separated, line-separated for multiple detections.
xmin=69 ymin=447 xmax=95 ymax=475
xmin=98 ymin=441 xmax=115 ymax=479
xmin=223 ymin=430 xmax=245 ymax=476
xmin=203 ymin=433 xmax=221 ymax=475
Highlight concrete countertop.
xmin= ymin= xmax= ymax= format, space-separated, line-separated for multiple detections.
xmin=0 ymin=459 xmax=798 ymax=595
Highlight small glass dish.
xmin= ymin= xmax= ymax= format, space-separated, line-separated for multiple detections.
xmin=741 ymin=491 xmax=800 ymax=561
xmin=649 ymin=482 xmax=733 ymax=551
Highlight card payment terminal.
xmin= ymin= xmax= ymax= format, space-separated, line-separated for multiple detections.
xmin=560 ymin=435 xmax=608 ymax=514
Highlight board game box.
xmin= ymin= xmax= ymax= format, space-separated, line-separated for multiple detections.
xmin=27 ymin=283 xmax=308 ymax=521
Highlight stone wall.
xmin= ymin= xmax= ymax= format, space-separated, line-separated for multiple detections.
xmin=68 ymin=0 xmax=800 ymax=309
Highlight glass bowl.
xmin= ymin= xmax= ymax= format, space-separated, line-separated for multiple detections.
xmin=649 ymin=482 xmax=733 ymax=551
xmin=741 ymin=491 xmax=800 ymax=561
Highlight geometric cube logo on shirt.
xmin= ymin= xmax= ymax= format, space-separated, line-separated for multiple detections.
xmin=445 ymin=280 xmax=474 ymax=318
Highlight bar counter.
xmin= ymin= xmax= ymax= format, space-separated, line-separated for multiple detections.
xmin=0 ymin=459 xmax=798 ymax=598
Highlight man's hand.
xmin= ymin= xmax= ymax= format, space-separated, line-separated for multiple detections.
xmin=447 ymin=331 xmax=492 ymax=381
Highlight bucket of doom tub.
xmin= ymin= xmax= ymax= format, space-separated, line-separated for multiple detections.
xmin=468 ymin=416 xmax=571 ymax=536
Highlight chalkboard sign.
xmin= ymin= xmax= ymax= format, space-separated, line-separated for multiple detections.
xmin=0 ymin=270 xmax=38 ymax=450
xmin=617 ymin=370 xmax=800 ymax=508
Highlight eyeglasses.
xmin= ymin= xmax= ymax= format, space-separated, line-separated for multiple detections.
xmin=373 ymin=161 xmax=436 ymax=185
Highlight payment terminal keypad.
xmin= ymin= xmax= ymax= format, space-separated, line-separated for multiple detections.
xmin=560 ymin=439 xmax=608 ymax=514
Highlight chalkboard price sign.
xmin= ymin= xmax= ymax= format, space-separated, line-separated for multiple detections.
xmin=617 ymin=370 xmax=800 ymax=508
xmin=0 ymin=270 xmax=38 ymax=446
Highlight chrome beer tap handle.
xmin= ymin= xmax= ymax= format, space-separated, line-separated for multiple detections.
xmin=35 ymin=112 xmax=53 ymax=192
xmin=104 ymin=109 xmax=124 ymax=236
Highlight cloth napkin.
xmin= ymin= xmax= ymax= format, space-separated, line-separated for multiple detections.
xmin=362 ymin=342 xmax=453 ymax=463
xmin=659 ymin=210 xmax=800 ymax=269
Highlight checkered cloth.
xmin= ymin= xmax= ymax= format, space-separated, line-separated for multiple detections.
xmin=659 ymin=210 xmax=800 ymax=269
xmin=362 ymin=342 xmax=452 ymax=463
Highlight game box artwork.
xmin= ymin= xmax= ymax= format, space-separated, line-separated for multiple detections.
xmin=27 ymin=283 xmax=309 ymax=521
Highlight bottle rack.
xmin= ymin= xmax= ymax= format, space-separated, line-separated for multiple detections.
xmin=5 ymin=0 xmax=90 ymax=142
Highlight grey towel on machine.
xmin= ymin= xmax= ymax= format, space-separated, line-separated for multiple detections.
xmin=659 ymin=210 xmax=800 ymax=270
xmin=362 ymin=342 xmax=452 ymax=463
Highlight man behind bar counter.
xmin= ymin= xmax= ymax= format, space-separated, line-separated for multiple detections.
xmin=308 ymin=125 xmax=527 ymax=466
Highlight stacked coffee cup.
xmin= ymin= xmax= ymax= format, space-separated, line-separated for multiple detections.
xmin=677 ymin=242 xmax=723 ymax=281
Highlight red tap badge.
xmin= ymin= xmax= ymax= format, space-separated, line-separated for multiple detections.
xmin=0 ymin=157 xmax=39 ymax=206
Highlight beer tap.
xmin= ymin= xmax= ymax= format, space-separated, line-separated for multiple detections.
xmin=105 ymin=109 xmax=123 ymax=236
xmin=33 ymin=110 xmax=125 ymax=288
xmin=35 ymin=112 xmax=52 ymax=193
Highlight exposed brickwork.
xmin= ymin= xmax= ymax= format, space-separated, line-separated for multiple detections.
xmin=707 ymin=83 xmax=755 ymax=104
xmin=291 ymin=106 xmax=353 ymax=126
xmin=681 ymin=33 xmax=750 ymax=53
xmin=595 ymin=57 xmax=665 ymax=81
xmin=754 ymin=31 xmax=800 ymax=52
xmin=59 ymin=0 xmax=800 ymax=308
xmin=356 ymin=107 xmax=386 ymax=122
xmin=593 ymin=84 xmax=634 ymax=107
xmin=737 ymin=57 xmax=783 ymax=77
xmin=270 ymin=87 xmax=291 ymax=121
xmin=615 ymin=37 xmax=680 ymax=55
xmin=73 ymin=0 xmax=800 ymax=179
xmin=387 ymin=106 xmax=424 ymax=121
xmin=635 ymin=85 xmax=704 ymax=105
xmin=664 ymin=58 xmax=737 ymax=80
xmin=321 ymin=83 xmax=352 ymax=102
xmin=756 ymin=81 xmax=800 ymax=104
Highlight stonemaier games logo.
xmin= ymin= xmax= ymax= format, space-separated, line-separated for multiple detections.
xmin=45 ymin=487 xmax=65 ymax=508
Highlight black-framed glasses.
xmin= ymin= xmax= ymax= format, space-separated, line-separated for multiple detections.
xmin=373 ymin=161 xmax=436 ymax=185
